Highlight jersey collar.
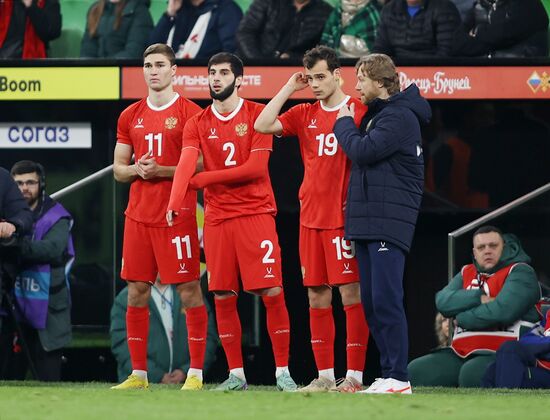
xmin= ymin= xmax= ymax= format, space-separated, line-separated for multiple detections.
xmin=211 ymin=97 xmax=244 ymax=121
xmin=320 ymin=95 xmax=350 ymax=112
xmin=146 ymin=93 xmax=179 ymax=111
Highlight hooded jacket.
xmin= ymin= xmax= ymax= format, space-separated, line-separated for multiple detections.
xmin=333 ymin=84 xmax=431 ymax=252
xmin=0 ymin=167 xmax=32 ymax=239
xmin=436 ymin=233 xmax=541 ymax=330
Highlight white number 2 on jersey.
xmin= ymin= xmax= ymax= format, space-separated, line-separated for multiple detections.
xmin=145 ymin=133 xmax=163 ymax=157
xmin=171 ymin=235 xmax=192 ymax=259
xmin=315 ymin=133 xmax=338 ymax=157
xmin=223 ymin=142 xmax=236 ymax=166
xmin=331 ymin=236 xmax=355 ymax=260
xmin=260 ymin=240 xmax=275 ymax=263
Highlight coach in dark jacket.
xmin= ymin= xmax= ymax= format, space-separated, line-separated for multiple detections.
xmin=373 ymin=0 xmax=461 ymax=59
xmin=452 ymin=0 xmax=549 ymax=57
xmin=333 ymin=54 xmax=430 ymax=393
xmin=236 ymin=0 xmax=333 ymax=59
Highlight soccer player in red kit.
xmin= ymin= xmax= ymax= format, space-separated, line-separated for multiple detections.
xmin=112 ymin=44 xmax=208 ymax=391
xmin=167 ymin=52 xmax=297 ymax=392
xmin=255 ymin=46 xmax=370 ymax=393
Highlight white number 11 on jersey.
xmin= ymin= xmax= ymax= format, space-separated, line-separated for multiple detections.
xmin=145 ymin=133 xmax=163 ymax=157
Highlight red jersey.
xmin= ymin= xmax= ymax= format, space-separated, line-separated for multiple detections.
xmin=182 ymin=98 xmax=276 ymax=225
xmin=279 ymin=96 xmax=367 ymax=229
xmin=117 ymin=94 xmax=202 ymax=227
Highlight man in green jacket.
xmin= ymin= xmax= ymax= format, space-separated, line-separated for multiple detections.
xmin=0 ymin=161 xmax=74 ymax=381
xmin=111 ymin=282 xmax=218 ymax=384
xmin=408 ymin=225 xmax=541 ymax=387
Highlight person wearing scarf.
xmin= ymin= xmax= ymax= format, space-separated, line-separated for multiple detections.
xmin=321 ymin=0 xmax=382 ymax=57
xmin=0 ymin=0 xmax=61 ymax=58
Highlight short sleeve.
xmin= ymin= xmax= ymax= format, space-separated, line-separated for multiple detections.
xmin=185 ymin=99 xmax=203 ymax=120
xmin=279 ymin=103 xmax=306 ymax=137
xmin=117 ymin=107 xmax=132 ymax=146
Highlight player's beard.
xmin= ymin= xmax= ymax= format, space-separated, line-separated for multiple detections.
xmin=209 ymin=79 xmax=236 ymax=101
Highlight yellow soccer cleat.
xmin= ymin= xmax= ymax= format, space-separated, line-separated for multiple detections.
xmin=111 ymin=374 xmax=149 ymax=390
xmin=181 ymin=375 xmax=203 ymax=391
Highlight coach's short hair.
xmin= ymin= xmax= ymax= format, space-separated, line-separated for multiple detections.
xmin=143 ymin=44 xmax=176 ymax=66
xmin=356 ymin=53 xmax=400 ymax=95
xmin=303 ymin=46 xmax=340 ymax=72
xmin=208 ymin=53 xmax=244 ymax=79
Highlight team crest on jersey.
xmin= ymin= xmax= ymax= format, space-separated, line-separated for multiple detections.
xmin=178 ymin=263 xmax=189 ymax=274
xmin=235 ymin=123 xmax=248 ymax=137
xmin=134 ymin=118 xmax=144 ymax=128
xmin=342 ymin=263 xmax=354 ymax=274
xmin=264 ymin=267 xmax=275 ymax=279
xmin=165 ymin=117 xmax=178 ymax=129
xmin=307 ymin=119 xmax=317 ymax=129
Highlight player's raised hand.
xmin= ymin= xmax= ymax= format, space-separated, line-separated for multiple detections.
xmin=337 ymin=102 xmax=355 ymax=120
xmin=285 ymin=72 xmax=309 ymax=92
xmin=166 ymin=209 xmax=178 ymax=226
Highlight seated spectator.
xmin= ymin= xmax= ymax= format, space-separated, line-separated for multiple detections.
xmin=110 ymin=279 xmax=218 ymax=384
xmin=80 ymin=0 xmax=154 ymax=59
xmin=408 ymin=226 xmax=541 ymax=387
xmin=320 ymin=0 xmax=382 ymax=58
xmin=0 ymin=161 xmax=74 ymax=382
xmin=373 ymin=0 xmax=461 ymax=59
xmin=148 ymin=0 xmax=242 ymax=59
xmin=482 ymin=310 xmax=550 ymax=389
xmin=236 ymin=0 xmax=333 ymax=59
xmin=452 ymin=0 xmax=549 ymax=57
xmin=0 ymin=0 xmax=61 ymax=58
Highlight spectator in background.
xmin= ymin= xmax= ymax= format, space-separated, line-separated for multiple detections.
xmin=408 ymin=226 xmax=541 ymax=388
xmin=149 ymin=0 xmax=242 ymax=59
xmin=111 ymin=279 xmax=218 ymax=384
xmin=236 ymin=0 xmax=333 ymax=59
xmin=1 ymin=161 xmax=74 ymax=382
xmin=80 ymin=0 xmax=154 ymax=58
xmin=452 ymin=0 xmax=549 ymax=57
xmin=450 ymin=0 xmax=474 ymax=21
xmin=0 ymin=0 xmax=61 ymax=59
xmin=435 ymin=312 xmax=450 ymax=347
xmin=373 ymin=0 xmax=461 ymax=59
xmin=320 ymin=0 xmax=382 ymax=58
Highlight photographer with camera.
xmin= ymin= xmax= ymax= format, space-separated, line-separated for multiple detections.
xmin=0 ymin=161 xmax=74 ymax=381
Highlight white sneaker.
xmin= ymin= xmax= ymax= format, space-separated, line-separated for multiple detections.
xmin=361 ymin=378 xmax=412 ymax=394
xmin=358 ymin=377 xmax=387 ymax=393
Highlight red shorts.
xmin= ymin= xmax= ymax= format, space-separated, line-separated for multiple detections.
xmin=204 ymin=214 xmax=283 ymax=292
xmin=121 ymin=217 xmax=200 ymax=284
xmin=299 ymin=225 xmax=359 ymax=287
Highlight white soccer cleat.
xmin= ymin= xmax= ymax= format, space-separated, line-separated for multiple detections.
xmin=359 ymin=378 xmax=412 ymax=394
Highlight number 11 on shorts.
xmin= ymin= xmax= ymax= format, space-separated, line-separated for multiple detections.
xmin=171 ymin=235 xmax=192 ymax=259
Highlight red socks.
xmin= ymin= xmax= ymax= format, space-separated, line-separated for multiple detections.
xmin=262 ymin=293 xmax=290 ymax=367
xmin=126 ymin=305 xmax=149 ymax=371
xmin=344 ymin=303 xmax=369 ymax=372
xmin=185 ymin=305 xmax=208 ymax=370
xmin=309 ymin=307 xmax=335 ymax=371
xmin=215 ymin=296 xmax=243 ymax=369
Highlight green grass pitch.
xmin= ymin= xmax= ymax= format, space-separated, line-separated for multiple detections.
xmin=1 ymin=382 xmax=550 ymax=420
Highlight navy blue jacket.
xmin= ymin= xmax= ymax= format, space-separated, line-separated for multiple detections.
xmin=149 ymin=0 xmax=243 ymax=59
xmin=0 ymin=167 xmax=33 ymax=241
xmin=333 ymin=85 xmax=431 ymax=252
